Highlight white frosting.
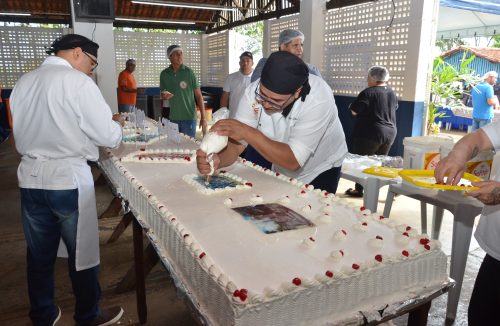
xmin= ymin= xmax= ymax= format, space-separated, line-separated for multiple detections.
xmin=100 ymin=138 xmax=449 ymax=326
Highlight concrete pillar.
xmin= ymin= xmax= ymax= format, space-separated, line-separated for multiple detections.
xmin=70 ymin=0 xmax=118 ymax=112
xmin=299 ymin=0 xmax=326 ymax=72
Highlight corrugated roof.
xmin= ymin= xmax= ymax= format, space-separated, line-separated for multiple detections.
xmin=441 ymin=46 xmax=500 ymax=64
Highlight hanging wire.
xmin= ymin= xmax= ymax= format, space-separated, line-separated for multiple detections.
xmin=386 ymin=0 xmax=396 ymax=32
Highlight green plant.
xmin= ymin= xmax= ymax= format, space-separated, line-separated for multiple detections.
xmin=427 ymin=51 xmax=480 ymax=134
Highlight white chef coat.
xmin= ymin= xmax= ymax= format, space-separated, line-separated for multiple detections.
xmin=10 ymin=55 xmax=122 ymax=270
xmin=223 ymin=70 xmax=252 ymax=118
xmin=233 ymin=74 xmax=348 ymax=183
xmin=474 ymin=121 xmax=500 ymax=261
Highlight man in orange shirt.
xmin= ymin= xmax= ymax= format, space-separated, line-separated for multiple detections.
xmin=117 ymin=59 xmax=139 ymax=113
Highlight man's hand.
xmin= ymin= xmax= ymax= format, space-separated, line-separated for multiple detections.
xmin=467 ymin=180 xmax=500 ymax=205
xmin=434 ymin=151 xmax=468 ymax=185
xmin=196 ymin=149 xmax=220 ymax=175
xmin=210 ymin=119 xmax=250 ymax=142
xmin=161 ymin=91 xmax=174 ymax=100
xmin=112 ymin=113 xmax=126 ymax=127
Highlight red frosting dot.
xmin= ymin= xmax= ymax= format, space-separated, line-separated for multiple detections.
xmin=308 ymin=237 xmax=315 ymax=242
xmin=360 ymin=206 xmax=367 ymax=211
xmin=183 ymin=234 xmax=189 ymax=238
xmin=341 ymin=229 xmax=347 ymax=235
xmin=245 ymin=182 xmax=253 ymax=187
xmin=233 ymin=289 xmax=240 ymax=297
xmin=292 ymin=277 xmax=302 ymax=286
xmin=300 ymin=190 xmax=306 ymax=194
xmin=402 ymin=232 xmax=409 ymax=237
xmin=379 ymin=215 xmax=385 ymax=220
xmin=376 ymin=235 xmax=383 ymax=240
xmin=406 ymin=226 xmax=412 ymax=231
xmin=339 ymin=250 xmax=344 ymax=256
xmin=420 ymin=238 xmax=430 ymax=245
xmin=424 ymin=244 xmax=431 ymax=250
xmin=325 ymin=270 xmax=334 ymax=278
xmin=402 ymin=250 xmax=410 ymax=257
xmin=375 ymin=254 xmax=383 ymax=262
xmin=275 ymin=172 xmax=280 ymax=176
xmin=199 ymin=252 xmax=206 ymax=259
xmin=184 ymin=156 xmax=191 ymax=161
xmin=238 ymin=291 xmax=248 ymax=302
xmin=352 ymin=264 xmax=360 ymax=270
xmin=362 ymin=222 xmax=368 ymax=226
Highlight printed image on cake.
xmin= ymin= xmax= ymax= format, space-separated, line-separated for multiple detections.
xmin=121 ymin=149 xmax=195 ymax=163
xmin=183 ymin=171 xmax=253 ymax=194
xmin=232 ymin=203 xmax=315 ymax=234
xmin=122 ymin=131 xmax=163 ymax=145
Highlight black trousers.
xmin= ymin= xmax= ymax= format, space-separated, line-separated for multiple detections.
xmin=309 ymin=165 xmax=342 ymax=195
xmin=468 ymin=254 xmax=500 ymax=325
xmin=351 ymin=137 xmax=392 ymax=193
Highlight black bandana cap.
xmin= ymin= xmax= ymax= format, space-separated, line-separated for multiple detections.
xmin=261 ymin=51 xmax=310 ymax=116
xmin=45 ymin=34 xmax=99 ymax=58
xmin=261 ymin=51 xmax=309 ymax=95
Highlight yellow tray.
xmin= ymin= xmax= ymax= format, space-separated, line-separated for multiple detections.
xmin=362 ymin=166 xmax=400 ymax=178
xmin=398 ymin=169 xmax=481 ymax=191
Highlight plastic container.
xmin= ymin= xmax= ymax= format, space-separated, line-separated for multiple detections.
xmin=403 ymin=135 xmax=455 ymax=170
xmin=466 ymin=150 xmax=494 ymax=180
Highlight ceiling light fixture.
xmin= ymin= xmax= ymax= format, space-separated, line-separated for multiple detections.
xmin=0 ymin=12 xmax=31 ymax=16
xmin=131 ymin=0 xmax=237 ymax=11
xmin=115 ymin=17 xmax=196 ymax=25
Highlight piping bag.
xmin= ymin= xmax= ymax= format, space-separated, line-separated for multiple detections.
xmin=199 ymin=132 xmax=228 ymax=186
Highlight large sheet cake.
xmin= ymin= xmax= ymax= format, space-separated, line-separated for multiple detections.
xmin=99 ymin=133 xmax=448 ymax=325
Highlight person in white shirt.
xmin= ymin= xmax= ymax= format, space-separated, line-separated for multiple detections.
xmin=435 ymin=122 xmax=500 ymax=325
xmin=220 ymin=51 xmax=254 ymax=118
xmin=196 ymin=51 xmax=347 ymax=193
xmin=10 ymin=34 xmax=124 ymax=326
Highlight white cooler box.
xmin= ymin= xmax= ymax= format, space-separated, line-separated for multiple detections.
xmin=403 ymin=135 xmax=455 ymax=170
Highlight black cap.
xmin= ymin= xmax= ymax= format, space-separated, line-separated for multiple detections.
xmin=261 ymin=51 xmax=308 ymax=95
xmin=45 ymin=34 xmax=99 ymax=58
xmin=240 ymin=51 xmax=253 ymax=60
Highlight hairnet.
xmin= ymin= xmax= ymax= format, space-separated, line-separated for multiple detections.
xmin=167 ymin=45 xmax=183 ymax=57
xmin=278 ymin=29 xmax=304 ymax=46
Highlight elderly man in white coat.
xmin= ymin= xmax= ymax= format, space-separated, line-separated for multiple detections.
xmin=10 ymin=34 xmax=124 ymax=326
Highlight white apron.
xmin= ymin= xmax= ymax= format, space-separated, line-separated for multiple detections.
xmin=27 ymin=156 xmax=100 ymax=271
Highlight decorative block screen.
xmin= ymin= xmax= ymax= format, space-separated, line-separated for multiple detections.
xmin=268 ymin=14 xmax=299 ymax=52
xmin=114 ymin=31 xmax=201 ymax=87
xmin=0 ymin=26 xmax=64 ymax=88
xmin=204 ymin=32 xmax=228 ymax=87
xmin=323 ymin=0 xmax=411 ymax=98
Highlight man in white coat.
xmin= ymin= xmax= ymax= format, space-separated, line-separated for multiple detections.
xmin=10 ymin=34 xmax=124 ymax=326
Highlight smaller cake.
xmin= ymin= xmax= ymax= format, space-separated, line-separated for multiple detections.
xmin=122 ymin=149 xmax=195 ymax=163
xmin=122 ymin=130 xmax=164 ymax=145
xmin=183 ymin=171 xmax=252 ymax=194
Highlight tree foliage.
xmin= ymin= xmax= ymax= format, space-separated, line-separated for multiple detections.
xmin=435 ymin=38 xmax=466 ymax=52
xmin=427 ymin=53 xmax=480 ymax=134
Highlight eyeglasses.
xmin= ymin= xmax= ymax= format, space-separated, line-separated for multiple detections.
xmin=254 ymin=83 xmax=296 ymax=111
xmin=83 ymin=51 xmax=98 ymax=71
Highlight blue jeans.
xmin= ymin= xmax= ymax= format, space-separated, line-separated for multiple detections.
xmin=472 ymin=118 xmax=492 ymax=131
xmin=118 ymin=104 xmax=134 ymax=113
xmin=171 ymin=119 xmax=197 ymax=138
xmin=20 ymin=188 xmax=101 ymax=325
